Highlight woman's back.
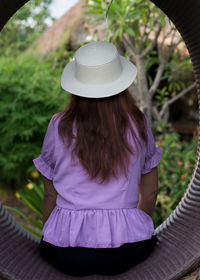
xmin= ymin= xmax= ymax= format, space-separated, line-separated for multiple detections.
xmin=33 ymin=110 xmax=162 ymax=248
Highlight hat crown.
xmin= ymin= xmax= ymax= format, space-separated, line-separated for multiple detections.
xmin=75 ymin=41 xmax=117 ymax=66
xmin=74 ymin=41 xmax=122 ymax=85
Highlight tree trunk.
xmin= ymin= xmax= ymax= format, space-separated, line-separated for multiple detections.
xmin=135 ymin=56 xmax=152 ymax=124
xmin=128 ymin=82 xmax=140 ymax=107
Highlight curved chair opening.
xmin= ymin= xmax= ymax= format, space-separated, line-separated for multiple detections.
xmin=0 ymin=0 xmax=200 ymax=279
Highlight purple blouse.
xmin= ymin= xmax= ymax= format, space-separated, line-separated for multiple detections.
xmin=33 ymin=113 xmax=162 ymax=248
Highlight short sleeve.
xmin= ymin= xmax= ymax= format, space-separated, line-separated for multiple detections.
xmin=141 ymin=115 xmax=163 ymax=175
xmin=33 ymin=115 xmax=55 ymax=180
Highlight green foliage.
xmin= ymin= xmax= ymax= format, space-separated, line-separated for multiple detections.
xmin=85 ymin=0 xmax=194 ymax=119
xmin=84 ymin=0 xmax=166 ymax=44
xmin=4 ymin=178 xmax=43 ymax=238
xmin=146 ymin=49 xmax=194 ymax=109
xmin=0 ymin=53 xmax=69 ymax=185
xmin=163 ymin=52 xmax=194 ymax=93
xmin=155 ymin=86 xmax=170 ymax=107
xmin=153 ymin=121 xmax=198 ymax=228
xmin=45 ymin=41 xmax=75 ymax=71
xmin=0 ymin=0 xmax=54 ymax=56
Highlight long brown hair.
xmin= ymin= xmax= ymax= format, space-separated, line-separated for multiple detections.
xmin=54 ymin=88 xmax=148 ymax=184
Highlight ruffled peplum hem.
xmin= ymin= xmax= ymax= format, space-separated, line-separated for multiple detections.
xmin=42 ymin=206 xmax=155 ymax=248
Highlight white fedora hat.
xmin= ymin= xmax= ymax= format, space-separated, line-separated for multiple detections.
xmin=61 ymin=41 xmax=137 ymax=98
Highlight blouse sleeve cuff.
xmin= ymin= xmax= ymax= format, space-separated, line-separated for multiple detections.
xmin=33 ymin=155 xmax=54 ymax=180
xmin=141 ymin=146 xmax=163 ymax=175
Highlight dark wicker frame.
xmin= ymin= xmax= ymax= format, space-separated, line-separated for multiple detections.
xmin=0 ymin=0 xmax=200 ymax=279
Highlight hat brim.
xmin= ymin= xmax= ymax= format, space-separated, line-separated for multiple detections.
xmin=61 ymin=56 xmax=137 ymax=98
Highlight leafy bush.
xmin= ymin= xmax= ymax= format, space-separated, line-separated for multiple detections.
xmin=0 ymin=53 xmax=69 ymax=186
xmin=5 ymin=171 xmax=43 ymax=238
xmin=153 ymin=121 xmax=198 ymax=227
xmin=5 ymin=125 xmax=199 ymax=236
xmin=0 ymin=0 xmax=54 ymax=57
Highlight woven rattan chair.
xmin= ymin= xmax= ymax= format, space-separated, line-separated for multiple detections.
xmin=1 ymin=0 xmax=200 ymax=279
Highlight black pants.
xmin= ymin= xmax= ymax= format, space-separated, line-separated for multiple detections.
xmin=38 ymin=235 xmax=158 ymax=277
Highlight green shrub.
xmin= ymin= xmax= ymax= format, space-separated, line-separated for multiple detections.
xmin=153 ymin=121 xmax=198 ymax=228
xmin=5 ymin=176 xmax=43 ymax=238
xmin=0 ymin=53 xmax=69 ymax=186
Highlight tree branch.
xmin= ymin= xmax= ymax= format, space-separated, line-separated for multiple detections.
xmin=149 ymin=59 xmax=166 ymax=98
xmin=160 ymin=82 xmax=196 ymax=118
xmin=139 ymin=8 xmax=151 ymax=51
xmin=170 ymin=28 xmax=177 ymax=46
xmin=140 ymin=21 xmax=162 ymax=58
xmin=149 ymin=35 xmax=183 ymax=98
xmin=169 ymin=38 xmax=183 ymax=54
xmin=159 ymin=26 xmax=176 ymax=53
xmin=122 ymin=33 xmax=138 ymax=58
xmin=152 ymin=105 xmax=162 ymax=122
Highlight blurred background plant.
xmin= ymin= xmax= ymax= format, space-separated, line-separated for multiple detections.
xmin=153 ymin=122 xmax=198 ymax=226
xmin=0 ymin=0 xmax=54 ymax=57
xmin=0 ymin=53 xmax=71 ymax=186
xmin=5 ymin=171 xmax=44 ymax=238
xmin=84 ymin=0 xmax=196 ymax=126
